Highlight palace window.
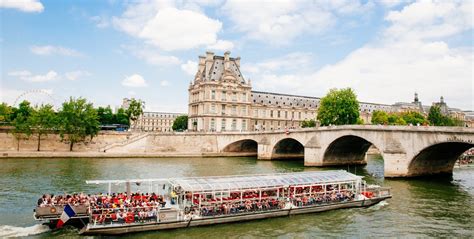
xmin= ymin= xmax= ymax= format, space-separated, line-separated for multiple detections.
xmin=232 ymin=105 xmax=237 ymax=115
xmin=221 ymin=119 xmax=226 ymax=131
xmin=232 ymin=92 xmax=237 ymax=101
xmin=222 ymin=91 xmax=227 ymax=101
xmin=242 ymin=120 xmax=247 ymax=131
xmin=210 ymin=118 xmax=215 ymax=131
xmin=241 ymin=106 xmax=247 ymax=115
xmin=231 ymin=119 xmax=237 ymax=130
xmin=221 ymin=105 xmax=226 ymax=115
xmin=270 ymin=110 xmax=273 ymax=117
xmin=211 ymin=90 xmax=216 ymax=100
xmin=211 ymin=104 xmax=216 ymax=113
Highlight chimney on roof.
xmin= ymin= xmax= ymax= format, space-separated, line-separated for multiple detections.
xmin=235 ymin=56 xmax=241 ymax=67
xmin=205 ymin=51 xmax=214 ymax=61
xmin=224 ymin=51 xmax=230 ymax=61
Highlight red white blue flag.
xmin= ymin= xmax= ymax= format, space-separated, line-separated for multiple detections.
xmin=56 ymin=204 xmax=76 ymax=228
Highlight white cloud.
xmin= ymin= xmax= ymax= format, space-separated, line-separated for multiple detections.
xmin=113 ymin=2 xmax=228 ymax=51
xmin=122 ymin=74 xmax=147 ymax=88
xmin=9 ymin=70 xmax=59 ymax=82
xmin=30 ymin=45 xmax=83 ymax=57
xmin=242 ymin=52 xmax=313 ymax=75
xmin=221 ymin=0 xmax=371 ymax=44
xmin=160 ymin=80 xmax=170 ymax=87
xmin=249 ymin=1 xmax=473 ymax=110
xmin=384 ymin=0 xmax=473 ymax=41
xmin=128 ymin=90 xmax=136 ymax=96
xmin=207 ymin=40 xmax=234 ymax=51
xmin=0 ymin=0 xmax=44 ymax=13
xmin=123 ymin=45 xmax=181 ymax=65
xmin=65 ymin=71 xmax=90 ymax=81
xmin=181 ymin=60 xmax=198 ymax=76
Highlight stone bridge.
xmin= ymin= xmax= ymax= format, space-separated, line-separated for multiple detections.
xmin=212 ymin=125 xmax=474 ymax=177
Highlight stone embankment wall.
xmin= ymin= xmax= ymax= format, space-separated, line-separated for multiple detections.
xmin=0 ymin=132 xmax=227 ymax=158
xmin=0 ymin=131 xmax=133 ymax=152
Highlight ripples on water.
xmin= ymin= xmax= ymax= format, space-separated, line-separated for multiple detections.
xmin=0 ymin=156 xmax=472 ymax=238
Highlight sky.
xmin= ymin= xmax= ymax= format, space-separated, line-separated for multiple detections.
xmin=0 ymin=0 xmax=473 ymax=113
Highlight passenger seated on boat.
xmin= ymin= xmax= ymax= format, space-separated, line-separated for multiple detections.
xmin=116 ymin=211 xmax=125 ymax=223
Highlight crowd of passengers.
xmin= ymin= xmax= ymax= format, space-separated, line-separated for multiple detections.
xmin=37 ymin=192 xmax=169 ymax=224
xmin=189 ymin=186 xmax=355 ymax=217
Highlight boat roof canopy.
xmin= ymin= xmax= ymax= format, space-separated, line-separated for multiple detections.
xmin=169 ymin=170 xmax=361 ymax=193
xmin=86 ymin=178 xmax=169 ymax=185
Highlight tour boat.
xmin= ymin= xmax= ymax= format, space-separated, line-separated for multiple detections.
xmin=34 ymin=170 xmax=391 ymax=235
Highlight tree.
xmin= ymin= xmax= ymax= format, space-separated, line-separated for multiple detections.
xmin=428 ymin=106 xmax=463 ymax=126
xmin=317 ymin=88 xmax=360 ymax=126
xmin=11 ymin=101 xmax=33 ymax=151
xmin=0 ymin=102 xmax=13 ymax=123
xmin=428 ymin=106 xmax=444 ymax=126
xmin=172 ymin=115 xmax=188 ymax=131
xmin=371 ymin=110 xmax=389 ymax=125
xmin=301 ymin=119 xmax=316 ymax=128
xmin=29 ymin=104 xmax=57 ymax=151
xmin=97 ymin=106 xmax=114 ymax=125
xmin=126 ymin=99 xmax=144 ymax=129
xmin=401 ymin=111 xmax=427 ymax=125
xmin=58 ymin=97 xmax=100 ymax=151
xmin=115 ymin=108 xmax=130 ymax=125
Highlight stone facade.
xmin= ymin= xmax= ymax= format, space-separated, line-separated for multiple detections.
xmin=134 ymin=112 xmax=183 ymax=132
xmin=188 ymin=52 xmax=469 ymax=132
xmin=188 ymin=51 xmax=252 ymax=132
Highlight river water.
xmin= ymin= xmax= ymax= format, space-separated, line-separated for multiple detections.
xmin=0 ymin=156 xmax=473 ymax=238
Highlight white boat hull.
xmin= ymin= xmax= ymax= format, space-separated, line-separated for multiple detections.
xmin=80 ymin=196 xmax=390 ymax=235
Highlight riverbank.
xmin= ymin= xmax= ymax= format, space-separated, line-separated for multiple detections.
xmin=0 ymin=151 xmax=257 ymax=158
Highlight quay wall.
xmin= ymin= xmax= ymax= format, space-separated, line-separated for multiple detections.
xmin=0 ymin=132 xmax=226 ymax=158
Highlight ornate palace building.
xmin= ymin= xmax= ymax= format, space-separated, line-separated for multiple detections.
xmin=188 ymin=51 xmax=470 ymax=132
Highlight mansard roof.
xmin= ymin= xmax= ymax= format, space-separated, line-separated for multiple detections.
xmin=196 ymin=52 xmax=246 ymax=84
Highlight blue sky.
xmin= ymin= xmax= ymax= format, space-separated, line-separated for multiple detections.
xmin=1 ymin=0 xmax=472 ymax=112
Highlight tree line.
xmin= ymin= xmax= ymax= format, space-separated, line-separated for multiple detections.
xmin=304 ymin=88 xmax=464 ymax=127
xmin=0 ymin=97 xmax=143 ymax=151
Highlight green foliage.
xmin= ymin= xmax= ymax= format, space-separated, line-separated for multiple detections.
xmin=97 ymin=106 xmax=114 ymax=125
xmin=11 ymin=101 xmax=34 ymax=151
xmin=126 ymin=99 xmax=144 ymax=126
xmin=356 ymin=118 xmax=365 ymax=125
xmin=317 ymin=88 xmax=360 ymax=126
xmin=0 ymin=102 xmax=13 ymax=122
xmin=29 ymin=104 xmax=57 ymax=151
xmin=428 ymin=106 xmax=443 ymax=126
xmin=115 ymin=108 xmax=130 ymax=126
xmin=394 ymin=117 xmax=407 ymax=125
xmin=428 ymin=106 xmax=463 ymax=126
xmin=301 ymin=119 xmax=316 ymax=128
xmin=172 ymin=115 xmax=188 ymax=131
xmin=400 ymin=111 xmax=427 ymax=125
xmin=58 ymin=97 xmax=100 ymax=151
xmin=371 ymin=110 xmax=389 ymax=125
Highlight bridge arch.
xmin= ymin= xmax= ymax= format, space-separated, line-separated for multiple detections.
xmin=272 ymin=138 xmax=304 ymax=160
xmin=407 ymin=141 xmax=473 ymax=176
xmin=322 ymin=135 xmax=381 ymax=166
xmin=222 ymin=139 xmax=258 ymax=155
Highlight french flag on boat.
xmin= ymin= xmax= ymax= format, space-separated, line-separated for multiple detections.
xmin=56 ymin=204 xmax=76 ymax=228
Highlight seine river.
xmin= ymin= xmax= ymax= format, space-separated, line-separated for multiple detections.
xmin=0 ymin=156 xmax=473 ymax=238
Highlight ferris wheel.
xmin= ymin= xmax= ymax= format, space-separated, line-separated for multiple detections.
xmin=13 ymin=89 xmax=60 ymax=108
